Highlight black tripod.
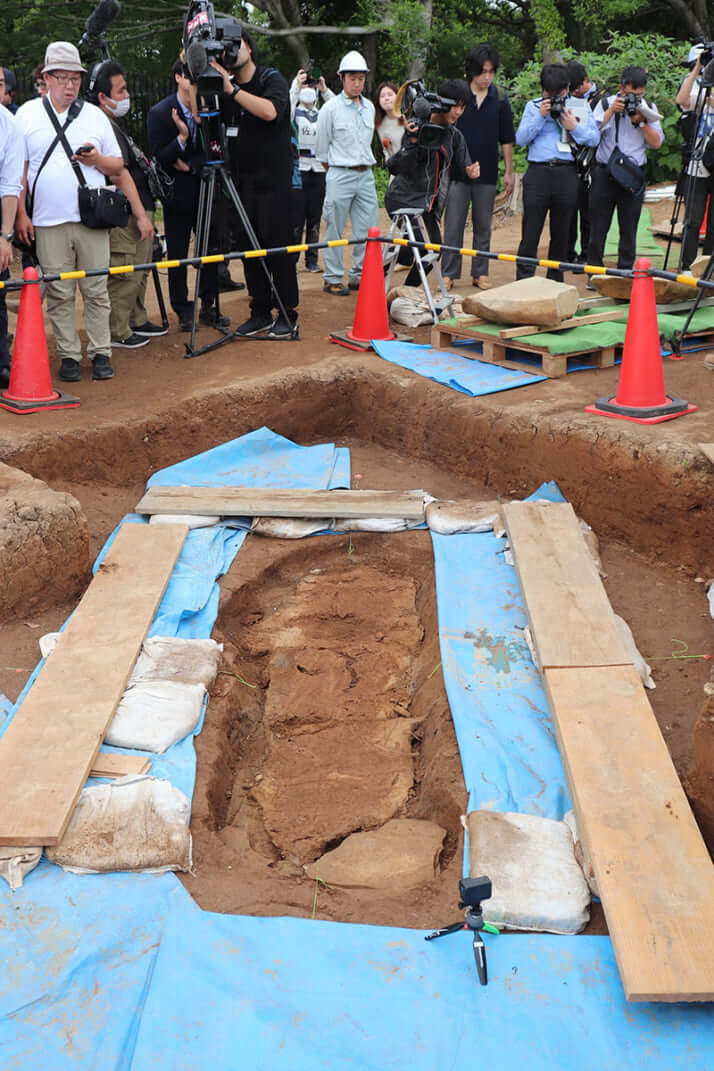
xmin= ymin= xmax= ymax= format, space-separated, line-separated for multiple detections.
xmin=664 ymin=79 xmax=712 ymax=273
xmin=425 ymin=876 xmax=498 ymax=986
xmin=185 ymin=116 xmax=297 ymax=358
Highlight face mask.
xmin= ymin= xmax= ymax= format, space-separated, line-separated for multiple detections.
xmin=299 ymin=88 xmax=316 ymax=106
xmin=108 ymin=96 xmax=130 ymax=119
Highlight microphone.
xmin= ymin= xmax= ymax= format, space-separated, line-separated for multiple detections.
xmin=412 ymin=95 xmax=432 ymax=120
xmin=79 ymin=0 xmax=120 ymax=45
xmin=186 ymin=40 xmax=208 ymax=81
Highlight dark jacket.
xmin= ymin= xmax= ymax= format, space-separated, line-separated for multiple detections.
xmin=147 ymin=92 xmax=205 ymax=210
xmin=384 ymin=125 xmax=472 ymax=218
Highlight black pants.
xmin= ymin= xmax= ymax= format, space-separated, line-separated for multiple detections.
xmin=388 ymin=210 xmax=442 ymax=287
xmin=516 ymin=162 xmax=580 ymax=281
xmin=0 ymin=269 xmax=9 ymax=371
xmin=681 ymin=174 xmax=714 ymax=269
xmin=292 ymin=170 xmax=326 ymax=268
xmin=587 ymin=163 xmax=645 ymax=270
xmin=163 ymin=202 xmax=219 ymax=319
xmin=235 ymin=177 xmax=299 ymax=318
xmin=567 ymin=177 xmax=591 ymax=261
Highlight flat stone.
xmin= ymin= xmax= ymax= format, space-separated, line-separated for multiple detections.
xmin=305 ymin=818 xmax=446 ymax=889
xmin=463 ymin=277 xmax=579 ymax=326
xmin=591 ymin=274 xmax=694 ymax=303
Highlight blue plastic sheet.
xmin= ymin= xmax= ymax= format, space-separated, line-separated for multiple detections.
xmin=372 ymin=339 xmax=546 ymax=394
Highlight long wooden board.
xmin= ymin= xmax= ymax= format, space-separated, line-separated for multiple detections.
xmin=544 ymin=664 xmax=714 ymax=1002
xmin=699 ymin=443 xmax=714 ymax=465
xmin=502 ymin=501 xmax=628 ymax=669
xmin=0 ymin=523 xmax=187 ymax=846
xmin=498 ymin=307 xmax=626 ymax=339
xmin=136 ymin=487 xmax=427 ymax=520
xmin=89 ymin=752 xmax=151 ymax=779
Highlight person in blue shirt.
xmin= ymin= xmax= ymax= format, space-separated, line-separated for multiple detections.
xmin=515 ymin=63 xmax=599 ymax=281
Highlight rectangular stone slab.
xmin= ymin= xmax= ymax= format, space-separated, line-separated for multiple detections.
xmin=136 ymin=487 xmax=426 ymax=520
xmin=0 ymin=523 xmax=186 ymax=846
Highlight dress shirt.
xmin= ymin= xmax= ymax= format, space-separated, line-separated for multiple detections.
xmin=315 ymin=91 xmax=376 ymax=167
xmin=593 ymin=96 xmax=663 ymax=166
xmin=176 ymin=97 xmax=196 ymax=152
xmin=516 ymin=99 xmax=599 ymax=162
xmin=0 ymin=104 xmax=23 ymax=199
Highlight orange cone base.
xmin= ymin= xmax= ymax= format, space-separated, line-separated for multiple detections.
xmin=585 ymin=395 xmax=697 ymax=424
xmin=0 ymin=388 xmax=80 ymax=415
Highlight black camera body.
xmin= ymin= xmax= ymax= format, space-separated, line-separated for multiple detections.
xmin=692 ymin=35 xmax=714 ymax=67
xmin=305 ymin=63 xmax=321 ymax=88
xmin=549 ymin=95 xmax=566 ymax=120
xmin=459 ymin=876 xmax=492 ymax=910
xmin=623 ymin=92 xmax=640 ymax=117
xmin=400 ymin=80 xmax=456 ymax=151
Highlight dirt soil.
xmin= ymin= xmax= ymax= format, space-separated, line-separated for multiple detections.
xmin=1 ymin=194 xmax=712 ymax=930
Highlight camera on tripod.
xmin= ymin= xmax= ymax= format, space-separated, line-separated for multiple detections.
xmin=394 ymin=79 xmax=456 ymax=150
xmin=183 ymin=1 xmax=242 ymax=103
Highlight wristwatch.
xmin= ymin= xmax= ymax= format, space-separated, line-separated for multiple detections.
xmin=0 ymin=233 xmax=13 ymax=242
xmin=231 ymin=84 xmax=240 ymax=98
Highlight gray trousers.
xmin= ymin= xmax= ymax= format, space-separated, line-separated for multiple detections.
xmin=442 ymin=181 xmax=497 ymax=280
xmin=322 ymin=167 xmax=379 ymax=284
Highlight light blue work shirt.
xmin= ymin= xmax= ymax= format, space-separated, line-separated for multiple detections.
xmin=593 ymin=95 xmax=663 ymax=167
xmin=516 ymin=98 xmax=599 ymax=162
xmin=0 ymin=105 xmax=23 ymax=199
xmin=315 ymin=91 xmax=376 ymax=167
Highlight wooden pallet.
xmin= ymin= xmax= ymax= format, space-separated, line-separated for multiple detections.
xmin=431 ymin=320 xmax=617 ymax=378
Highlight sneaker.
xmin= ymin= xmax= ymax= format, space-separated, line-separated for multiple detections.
xmin=132 ymin=321 xmax=168 ymax=337
xmin=179 ymin=315 xmax=194 ymax=332
xmin=348 ymin=280 xmax=361 ymax=291
xmin=59 ymin=358 xmax=81 ymax=382
xmin=111 ymin=333 xmax=149 ymax=349
xmin=268 ymin=314 xmax=298 ymax=339
xmin=0 ymin=365 xmax=9 ymax=390
xmin=305 ymin=262 xmax=320 ymax=273
xmin=91 ymin=354 xmax=114 ymax=380
xmin=323 ymin=282 xmax=350 ymax=296
xmin=236 ymin=312 xmax=273 ymax=337
xmin=199 ymin=306 xmax=230 ymax=329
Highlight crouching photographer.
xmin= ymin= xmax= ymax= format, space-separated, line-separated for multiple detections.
xmin=384 ymin=79 xmax=479 ymax=286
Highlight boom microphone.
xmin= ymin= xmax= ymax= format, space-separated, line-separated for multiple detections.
xmin=79 ymin=0 xmax=121 ymax=46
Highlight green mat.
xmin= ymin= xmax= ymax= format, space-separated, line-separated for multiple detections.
xmin=604 ymin=205 xmax=664 ymax=265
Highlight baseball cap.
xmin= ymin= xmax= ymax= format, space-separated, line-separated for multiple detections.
xmin=42 ymin=42 xmax=87 ymax=74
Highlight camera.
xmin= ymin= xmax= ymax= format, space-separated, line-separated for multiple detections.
xmin=397 ymin=79 xmax=456 ymax=150
xmin=305 ymin=62 xmax=321 ymax=87
xmin=183 ymin=0 xmax=243 ymax=101
xmin=692 ymin=35 xmax=714 ymax=67
xmin=458 ymin=876 xmax=492 ymax=910
xmin=622 ymin=92 xmax=639 ymax=117
xmin=549 ymin=95 xmax=566 ymax=120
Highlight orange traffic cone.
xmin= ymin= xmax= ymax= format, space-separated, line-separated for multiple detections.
xmin=330 ymin=226 xmax=395 ymax=351
xmin=585 ymin=257 xmax=697 ymax=424
xmin=0 ymin=267 xmax=79 ymax=414
xmin=700 ymin=195 xmax=710 ymax=241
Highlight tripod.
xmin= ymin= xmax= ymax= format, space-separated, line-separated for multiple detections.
xmin=185 ymin=117 xmax=297 ymax=358
xmin=664 ymin=79 xmax=712 ymax=272
xmin=425 ymin=877 xmax=499 ymax=986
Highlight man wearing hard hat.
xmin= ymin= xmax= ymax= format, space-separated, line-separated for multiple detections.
xmin=315 ymin=50 xmax=379 ymax=295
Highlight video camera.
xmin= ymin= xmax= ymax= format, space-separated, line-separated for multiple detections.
xmin=183 ymin=0 xmax=243 ymax=105
xmin=395 ymin=79 xmax=456 ymax=150
xmin=692 ymin=35 xmax=714 ymax=67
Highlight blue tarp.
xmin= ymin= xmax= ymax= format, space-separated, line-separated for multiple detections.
xmin=2 ymin=432 xmax=713 ymax=1068
xmin=372 ymin=339 xmax=547 ymax=394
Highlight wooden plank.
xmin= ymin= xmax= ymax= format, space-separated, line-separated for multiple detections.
xmin=502 ymin=501 xmax=628 ymax=669
xmin=136 ymin=487 xmax=426 ymax=521
xmin=89 ymin=752 xmax=151 ymax=779
xmin=0 ymin=524 xmax=187 ymax=846
xmin=498 ymin=308 xmax=626 ymax=339
xmin=544 ymin=664 xmax=714 ymax=1002
xmin=699 ymin=443 xmax=714 ymax=465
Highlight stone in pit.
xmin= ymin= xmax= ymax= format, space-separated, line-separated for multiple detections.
xmin=462 ymin=277 xmax=579 ymax=325
xmin=305 ymin=818 xmax=446 ymax=890
xmin=0 ymin=462 xmax=89 ymax=620
xmin=254 ymin=719 xmax=418 ymax=864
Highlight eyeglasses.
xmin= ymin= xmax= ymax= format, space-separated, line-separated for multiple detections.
xmin=47 ymin=73 xmax=82 ymax=86
xmin=35 ymin=82 xmax=45 ymax=89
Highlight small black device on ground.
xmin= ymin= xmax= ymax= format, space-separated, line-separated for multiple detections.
xmin=425 ymin=876 xmax=498 ymax=986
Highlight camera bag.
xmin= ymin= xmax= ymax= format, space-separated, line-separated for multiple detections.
xmin=606 ymin=115 xmax=645 ymax=196
xmin=43 ymin=97 xmax=131 ymax=229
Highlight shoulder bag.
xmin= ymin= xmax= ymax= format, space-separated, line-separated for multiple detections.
xmin=606 ymin=114 xmax=646 ymax=197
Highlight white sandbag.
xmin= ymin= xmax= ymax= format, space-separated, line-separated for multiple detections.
xmin=335 ymin=516 xmax=423 ymax=532
xmin=466 ymin=809 xmax=590 ymax=933
xmin=131 ymin=636 xmax=222 ymax=688
xmin=563 ymin=809 xmax=599 ymax=898
xmin=149 ymin=514 xmax=218 ymax=529
xmin=0 ymin=846 xmax=42 ymax=891
xmin=46 ymin=776 xmax=192 ymax=874
xmin=389 ymin=296 xmax=433 ymax=327
xmin=39 ymin=631 xmax=61 ymax=658
xmin=613 ymin=614 xmax=655 ymax=689
xmin=425 ymin=499 xmax=501 ymax=534
xmin=253 ymin=517 xmax=328 ymax=539
xmin=105 ymin=680 xmax=206 ymax=753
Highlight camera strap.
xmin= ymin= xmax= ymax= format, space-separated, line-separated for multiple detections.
xmin=27 ymin=98 xmax=84 ymax=216
xmin=42 ymin=96 xmax=91 ymax=190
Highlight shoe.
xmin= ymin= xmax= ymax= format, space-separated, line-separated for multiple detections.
xmin=348 ymin=280 xmax=361 ymax=291
xmin=305 ymin=262 xmax=320 ymax=273
xmin=111 ymin=332 xmax=149 ymax=349
xmin=0 ymin=365 xmax=9 ymax=390
xmin=217 ymin=276 xmax=245 ymax=292
xmin=91 ymin=354 xmax=114 ymax=380
xmin=442 ymin=276 xmax=454 ymax=291
xmin=323 ymin=282 xmax=350 ymax=296
xmin=473 ymin=276 xmax=492 ymax=290
xmin=235 ymin=312 xmax=273 ymax=337
xmin=179 ymin=315 xmax=194 ymax=332
xmin=199 ymin=306 xmax=230 ymax=329
xmin=132 ymin=321 xmax=168 ymax=337
xmin=268 ymin=314 xmax=297 ymax=339
xmin=59 ymin=358 xmax=81 ymax=382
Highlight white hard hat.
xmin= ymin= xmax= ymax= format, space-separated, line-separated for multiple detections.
xmin=338 ymin=50 xmax=369 ymax=74
xmin=688 ymin=43 xmax=705 ymax=64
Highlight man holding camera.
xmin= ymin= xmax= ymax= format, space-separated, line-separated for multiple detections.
xmin=15 ymin=41 xmax=124 ymax=382
xmin=211 ymin=31 xmax=299 ymax=338
xmin=515 ymin=63 xmax=599 ymax=282
xmin=290 ymin=67 xmax=333 ymax=272
xmin=676 ymin=44 xmax=714 ymax=270
xmin=586 ymin=66 xmax=663 ymax=271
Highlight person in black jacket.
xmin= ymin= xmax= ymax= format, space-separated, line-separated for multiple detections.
xmin=147 ymin=59 xmax=223 ymax=331
xmin=385 ymin=79 xmax=479 ymax=286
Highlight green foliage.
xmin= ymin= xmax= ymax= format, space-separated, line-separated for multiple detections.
xmin=531 ymin=0 xmax=566 ymax=57
xmin=374 ymin=162 xmax=390 ymax=206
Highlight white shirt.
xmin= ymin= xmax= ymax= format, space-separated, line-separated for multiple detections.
xmin=315 ymin=92 xmax=376 ymax=167
xmin=593 ymin=95 xmax=663 ymax=168
xmin=685 ymin=83 xmax=714 ymax=178
xmin=16 ymin=96 xmax=121 ymax=227
xmin=0 ymin=105 xmax=23 ymax=199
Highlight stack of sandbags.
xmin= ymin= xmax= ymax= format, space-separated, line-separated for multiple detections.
xmin=462 ymin=277 xmax=579 ymax=325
